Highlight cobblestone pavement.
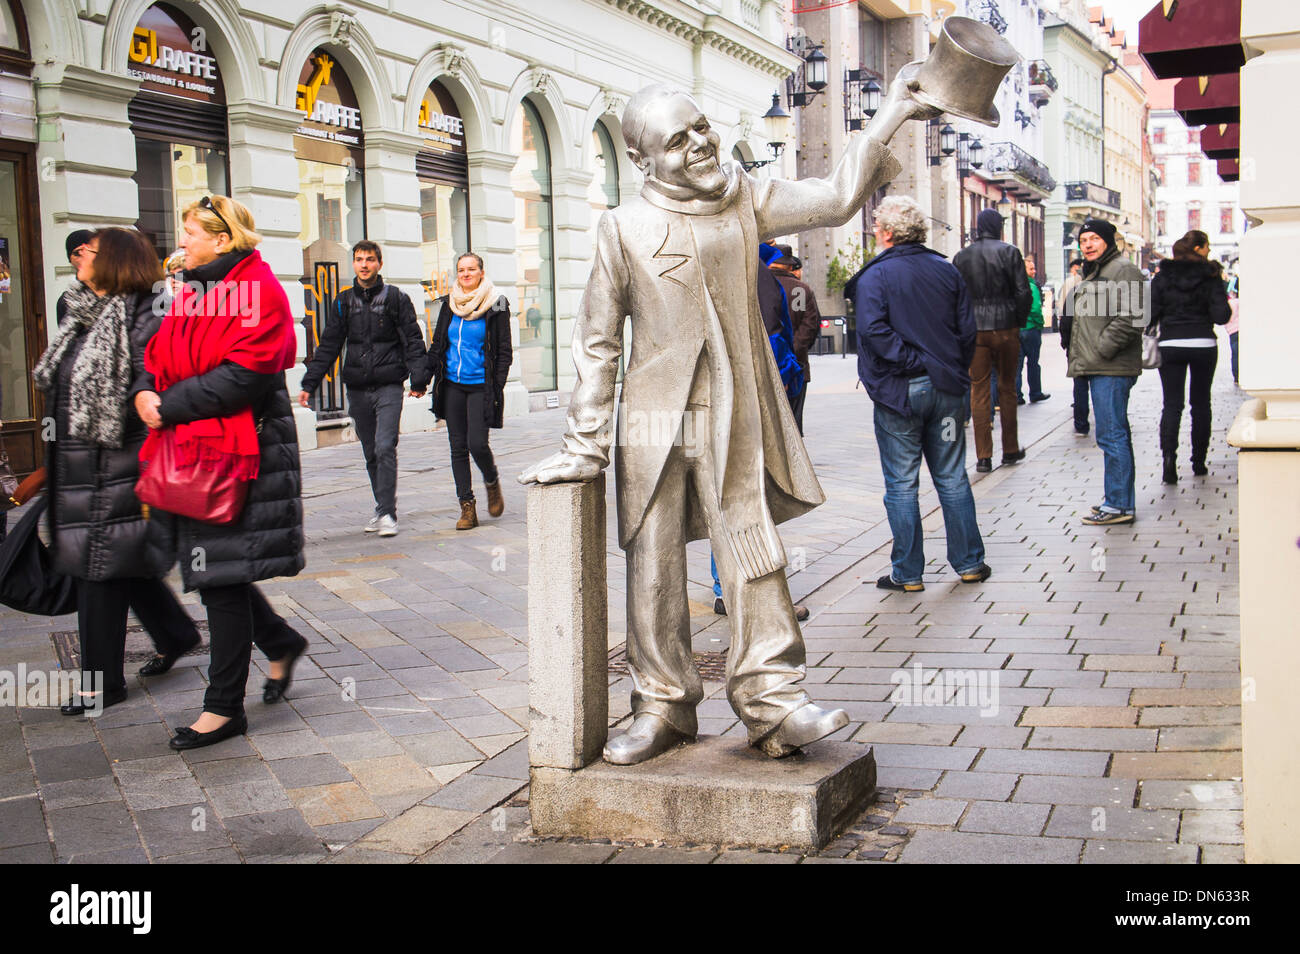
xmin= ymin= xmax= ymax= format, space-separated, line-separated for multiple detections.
xmin=0 ymin=340 xmax=1244 ymax=863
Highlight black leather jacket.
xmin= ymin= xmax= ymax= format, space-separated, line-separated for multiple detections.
xmin=301 ymin=277 xmax=431 ymax=392
xmin=952 ymin=236 xmax=1032 ymax=332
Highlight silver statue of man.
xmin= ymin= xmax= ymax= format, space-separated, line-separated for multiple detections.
xmin=521 ymin=72 xmax=936 ymax=766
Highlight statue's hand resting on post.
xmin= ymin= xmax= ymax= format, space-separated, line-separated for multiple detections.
xmin=519 ymin=451 xmax=603 ymax=485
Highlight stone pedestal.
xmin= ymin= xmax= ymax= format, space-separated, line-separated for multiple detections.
xmin=530 ymin=736 xmax=877 ymax=850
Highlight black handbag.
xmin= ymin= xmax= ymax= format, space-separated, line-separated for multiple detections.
xmin=0 ymin=495 xmax=77 ymax=617
xmin=0 ymin=439 xmax=17 ymax=508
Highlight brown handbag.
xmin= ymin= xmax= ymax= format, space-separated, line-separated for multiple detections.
xmin=135 ymin=428 xmax=250 ymax=525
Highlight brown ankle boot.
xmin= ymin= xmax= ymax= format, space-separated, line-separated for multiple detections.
xmin=485 ymin=480 xmax=504 ymax=518
xmin=456 ymin=498 xmax=478 ymax=530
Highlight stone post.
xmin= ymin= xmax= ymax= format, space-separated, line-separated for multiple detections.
xmin=527 ymin=474 xmax=609 ymax=770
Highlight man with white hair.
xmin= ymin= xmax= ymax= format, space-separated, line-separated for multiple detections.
xmin=851 ymin=195 xmax=989 ymax=592
xmin=522 ymin=77 xmax=935 ymax=765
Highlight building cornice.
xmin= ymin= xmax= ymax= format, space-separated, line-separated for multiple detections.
xmin=604 ymin=0 xmax=799 ymax=79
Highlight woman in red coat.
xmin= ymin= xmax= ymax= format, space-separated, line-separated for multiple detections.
xmin=134 ymin=195 xmax=308 ymax=750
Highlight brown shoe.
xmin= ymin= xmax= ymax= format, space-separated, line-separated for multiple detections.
xmin=485 ymin=480 xmax=504 ymax=518
xmin=456 ymin=498 xmax=478 ymax=531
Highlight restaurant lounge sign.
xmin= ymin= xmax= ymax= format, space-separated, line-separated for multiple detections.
xmin=295 ymin=50 xmax=363 ymax=147
xmin=126 ymin=2 xmax=225 ymax=104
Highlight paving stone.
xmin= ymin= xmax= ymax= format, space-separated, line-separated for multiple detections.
xmin=266 ymin=753 xmax=353 ymax=789
xmin=1012 ymin=776 xmax=1136 ymax=807
xmin=1179 ymin=810 xmax=1244 ymax=845
xmin=323 ymin=730 xmax=405 ymax=762
xmin=356 ymin=805 xmax=478 ymax=854
xmin=1046 ymin=688 xmax=1134 ymax=707
xmin=30 ymin=741 xmax=112 ymax=784
xmin=959 ymin=800 xmax=1049 ymax=836
xmin=0 ymin=842 xmax=55 ymax=863
xmin=305 ymin=710 xmax=381 ymax=738
xmin=286 ymin=782 xmax=385 ymax=827
xmin=1081 ymin=840 xmax=1198 ymax=864
xmin=974 ymin=749 xmax=1110 ymax=776
xmin=898 ymin=830 xmax=1082 ymax=864
xmin=134 ymin=804 xmax=231 ymax=858
xmin=1046 ymin=805 xmax=1180 ymax=842
xmin=47 ymin=800 xmax=140 ymax=857
xmin=1156 ymin=726 xmax=1241 ymax=751
xmin=870 ymin=744 xmax=979 ymax=771
xmin=423 ymin=772 xmax=523 ymax=813
xmin=1138 ymin=780 xmax=1242 ymax=811
xmin=222 ymin=809 xmax=329 ymax=863
xmin=1109 ymin=751 xmax=1241 ymax=780
xmin=0 ymin=795 xmax=49 ymax=849
xmin=1130 ymin=688 xmax=1238 ymax=707
xmin=1027 ymin=727 xmax=1157 ymax=751
xmin=1021 ymin=706 xmax=1138 ymax=727
xmin=893 ymin=798 xmax=966 ymax=826
xmin=40 ymin=776 xmax=122 ymax=810
xmin=610 ymin=847 xmax=717 ymax=864
xmin=399 ymin=731 xmax=487 ymax=767
xmin=345 ymin=755 xmax=439 ymax=798
xmin=207 ymin=780 xmax=293 ymax=818
xmin=953 ymin=726 xmax=1030 ymax=749
xmin=248 ymin=729 xmax=330 ymax=761
xmin=191 ymin=756 xmax=275 ymax=789
xmin=935 ymin=771 xmax=1019 ymax=801
xmin=98 ymin=723 xmax=175 ymax=762
xmin=1200 ymin=845 xmax=1244 ymax=864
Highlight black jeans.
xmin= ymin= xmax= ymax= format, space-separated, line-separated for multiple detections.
xmin=199 ymin=583 xmax=306 ymax=717
xmin=1073 ymin=375 xmax=1091 ymax=431
xmin=347 ymin=383 xmax=404 ymax=518
xmin=77 ymin=577 xmax=200 ymax=694
xmin=1158 ymin=345 xmax=1218 ymax=463
xmin=444 ymin=381 xmax=499 ymax=502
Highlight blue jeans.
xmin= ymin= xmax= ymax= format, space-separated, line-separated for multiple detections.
xmin=1087 ymin=375 xmax=1137 ymax=513
xmin=1017 ymin=328 xmax=1044 ymax=400
xmin=873 ymin=376 xmax=985 ymax=583
xmin=709 ymin=553 xmax=721 ymax=598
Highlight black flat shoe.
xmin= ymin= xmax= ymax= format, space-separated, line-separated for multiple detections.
xmin=1003 ymin=449 xmax=1026 ymax=464
xmin=262 ymin=638 xmax=308 ymax=704
xmin=713 ymin=598 xmax=727 ymax=616
xmin=168 ymin=713 xmax=248 ymax=751
xmin=976 ymin=458 xmax=992 ymax=473
xmin=138 ymin=638 xmax=201 ymax=677
xmin=876 ymin=575 xmax=924 ymax=593
xmin=60 ymin=687 xmax=128 ymax=716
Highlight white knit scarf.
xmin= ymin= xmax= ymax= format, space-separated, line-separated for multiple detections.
xmin=449 ymin=277 xmax=498 ymax=320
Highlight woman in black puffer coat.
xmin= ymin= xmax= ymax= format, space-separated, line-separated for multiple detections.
xmin=1150 ymin=230 xmax=1231 ymax=484
xmin=32 ymin=228 xmax=199 ymax=715
xmin=134 ymin=195 xmax=307 ymax=751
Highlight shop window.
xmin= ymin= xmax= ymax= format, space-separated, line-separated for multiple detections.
xmin=0 ymin=158 xmax=29 ymax=421
xmin=415 ymin=79 xmax=470 ymax=321
xmin=511 ymin=98 xmax=556 ymax=393
xmin=134 ymin=140 xmax=229 ymax=262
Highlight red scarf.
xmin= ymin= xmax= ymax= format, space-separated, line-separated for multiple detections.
xmin=141 ymin=250 xmax=296 ymax=480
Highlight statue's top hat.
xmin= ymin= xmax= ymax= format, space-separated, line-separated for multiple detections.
xmin=911 ymin=16 xmax=1019 ymax=127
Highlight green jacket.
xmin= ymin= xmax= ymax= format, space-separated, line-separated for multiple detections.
xmin=1066 ymin=248 xmax=1146 ymax=378
xmin=1026 ymin=280 xmax=1043 ymax=329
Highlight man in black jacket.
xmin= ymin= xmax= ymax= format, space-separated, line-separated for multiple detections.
xmin=769 ymin=245 xmax=822 ymax=434
xmin=298 ymin=241 xmax=430 ymax=537
xmin=953 ymin=209 xmax=1031 ymax=472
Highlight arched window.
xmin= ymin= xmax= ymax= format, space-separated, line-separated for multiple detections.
xmin=511 ymin=99 xmax=555 ymax=393
xmin=0 ymin=0 xmax=31 ymax=73
xmin=588 ymin=122 xmax=620 ymax=235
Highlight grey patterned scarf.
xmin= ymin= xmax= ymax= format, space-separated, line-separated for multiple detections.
xmin=32 ymin=283 xmax=133 ymax=448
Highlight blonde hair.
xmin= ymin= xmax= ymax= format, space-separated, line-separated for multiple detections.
xmin=182 ymin=195 xmax=262 ymax=252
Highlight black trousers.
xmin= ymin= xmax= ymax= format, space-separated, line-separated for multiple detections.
xmin=77 ymin=577 xmax=200 ymax=694
xmin=444 ymin=381 xmax=499 ymax=502
xmin=199 ymin=583 xmax=305 ymax=717
xmin=1158 ymin=345 xmax=1218 ymax=463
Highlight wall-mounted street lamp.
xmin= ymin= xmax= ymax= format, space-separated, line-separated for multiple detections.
xmin=740 ymin=92 xmax=792 ymax=171
xmin=927 ymin=120 xmax=958 ymax=165
xmin=786 ymin=35 xmax=829 ymax=108
xmin=844 ymin=69 xmax=882 ymax=132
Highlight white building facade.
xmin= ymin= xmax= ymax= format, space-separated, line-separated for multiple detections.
xmin=1149 ymin=109 xmax=1242 ymax=269
xmin=0 ymin=0 xmax=797 ymax=468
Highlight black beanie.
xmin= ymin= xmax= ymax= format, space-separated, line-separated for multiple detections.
xmin=1078 ymin=217 xmax=1117 ymax=249
xmin=65 ymin=229 xmax=94 ymax=262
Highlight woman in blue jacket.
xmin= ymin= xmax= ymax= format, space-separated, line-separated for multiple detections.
xmin=428 ymin=253 xmax=514 ymax=530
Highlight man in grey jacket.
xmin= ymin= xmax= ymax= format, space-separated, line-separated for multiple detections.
xmin=1065 ymin=218 xmax=1147 ymax=526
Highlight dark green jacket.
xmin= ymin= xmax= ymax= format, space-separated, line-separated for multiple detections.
xmin=1066 ymin=249 xmax=1147 ymax=378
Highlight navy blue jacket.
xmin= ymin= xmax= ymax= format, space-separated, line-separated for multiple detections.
xmin=852 ymin=243 xmax=976 ymax=417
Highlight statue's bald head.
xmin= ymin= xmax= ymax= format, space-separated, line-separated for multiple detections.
xmin=621 ymin=84 xmax=692 ymax=155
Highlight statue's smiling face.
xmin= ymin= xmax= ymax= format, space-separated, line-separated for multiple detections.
xmin=635 ymin=94 xmax=726 ymax=197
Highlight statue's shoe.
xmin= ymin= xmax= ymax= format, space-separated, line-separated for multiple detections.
xmin=758 ymin=703 xmax=850 ymax=757
xmin=603 ymin=713 xmax=692 ymax=765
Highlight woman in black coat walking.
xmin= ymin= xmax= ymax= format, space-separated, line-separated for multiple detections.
xmin=133 ymin=196 xmax=307 ymax=750
xmin=428 ymin=252 xmax=513 ymax=530
xmin=31 ymin=228 xmax=200 ymax=715
xmin=1150 ymin=230 xmax=1231 ymax=483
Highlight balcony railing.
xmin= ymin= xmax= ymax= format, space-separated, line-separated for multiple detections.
xmin=1065 ymin=180 xmax=1122 ymax=210
xmin=969 ymin=0 xmax=1008 ymax=35
xmin=985 ymin=141 xmax=1057 ymax=194
xmin=1027 ymin=59 xmax=1058 ymax=107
